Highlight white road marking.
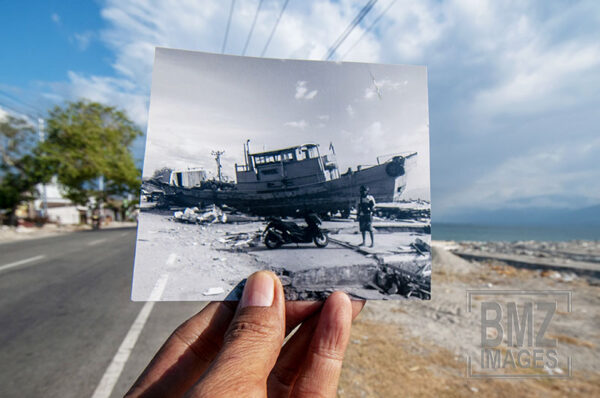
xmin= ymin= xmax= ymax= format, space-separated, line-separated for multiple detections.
xmin=90 ymin=273 xmax=169 ymax=398
xmin=87 ymin=238 xmax=107 ymax=246
xmin=119 ymin=232 xmax=129 ymax=237
xmin=0 ymin=255 xmax=46 ymax=273
xmin=166 ymin=253 xmax=177 ymax=266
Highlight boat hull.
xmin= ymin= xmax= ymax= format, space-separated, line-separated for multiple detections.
xmin=145 ymin=157 xmax=408 ymax=217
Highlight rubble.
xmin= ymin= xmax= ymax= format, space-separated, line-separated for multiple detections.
xmin=219 ymin=231 xmax=262 ymax=249
xmin=452 ymin=240 xmax=600 ymax=280
xmin=267 ymin=261 xmax=431 ymax=300
xmin=410 ymin=238 xmax=431 ymax=256
xmin=374 ymin=200 xmax=431 ymax=222
xmin=173 ymin=205 xmax=227 ymax=224
xmin=203 ymin=287 xmax=225 ymax=296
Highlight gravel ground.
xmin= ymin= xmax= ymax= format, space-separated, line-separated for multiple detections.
xmin=338 ymin=242 xmax=600 ymax=397
xmin=132 ymin=210 xmax=430 ymax=301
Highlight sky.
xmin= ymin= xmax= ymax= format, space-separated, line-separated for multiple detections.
xmin=1 ymin=0 xmax=599 ymax=218
xmin=145 ymin=48 xmax=430 ymax=200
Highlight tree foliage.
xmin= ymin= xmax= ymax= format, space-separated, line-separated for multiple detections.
xmin=42 ymin=100 xmax=142 ymax=206
xmin=152 ymin=167 xmax=172 ymax=183
xmin=0 ymin=116 xmax=51 ymax=214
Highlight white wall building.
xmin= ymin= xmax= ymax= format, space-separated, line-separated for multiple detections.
xmin=35 ymin=177 xmax=85 ymax=225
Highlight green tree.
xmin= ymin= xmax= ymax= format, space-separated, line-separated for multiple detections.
xmin=0 ymin=116 xmax=50 ymax=223
xmin=42 ymin=100 xmax=142 ymax=207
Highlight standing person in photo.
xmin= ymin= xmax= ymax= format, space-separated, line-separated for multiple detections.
xmin=358 ymin=185 xmax=375 ymax=247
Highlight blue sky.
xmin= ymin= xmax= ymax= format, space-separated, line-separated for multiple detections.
xmin=1 ymin=0 xmax=599 ymax=218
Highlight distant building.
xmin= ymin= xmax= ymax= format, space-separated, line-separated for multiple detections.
xmin=169 ymin=168 xmax=207 ymax=188
xmin=34 ymin=177 xmax=86 ymax=225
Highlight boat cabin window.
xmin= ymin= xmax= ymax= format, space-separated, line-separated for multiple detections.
xmin=295 ymin=146 xmax=318 ymax=161
xmin=253 ymin=150 xmax=296 ymax=165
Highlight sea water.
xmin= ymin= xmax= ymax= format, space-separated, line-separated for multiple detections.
xmin=432 ymin=223 xmax=599 ymax=242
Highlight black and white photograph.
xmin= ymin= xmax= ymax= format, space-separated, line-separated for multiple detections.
xmin=132 ymin=48 xmax=431 ymax=301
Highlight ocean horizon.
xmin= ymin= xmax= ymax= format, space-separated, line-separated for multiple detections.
xmin=432 ymin=222 xmax=599 ymax=242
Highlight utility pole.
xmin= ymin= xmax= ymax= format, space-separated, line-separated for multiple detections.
xmin=38 ymin=118 xmax=48 ymax=218
xmin=211 ymin=150 xmax=225 ymax=182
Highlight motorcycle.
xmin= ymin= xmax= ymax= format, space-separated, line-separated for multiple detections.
xmin=263 ymin=213 xmax=329 ymax=249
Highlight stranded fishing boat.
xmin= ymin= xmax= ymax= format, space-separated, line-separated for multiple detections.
xmin=143 ymin=142 xmax=416 ymax=217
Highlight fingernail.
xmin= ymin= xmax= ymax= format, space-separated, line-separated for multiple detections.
xmin=240 ymin=272 xmax=274 ymax=308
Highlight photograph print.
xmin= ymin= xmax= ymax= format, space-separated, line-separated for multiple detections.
xmin=132 ymin=48 xmax=431 ymax=301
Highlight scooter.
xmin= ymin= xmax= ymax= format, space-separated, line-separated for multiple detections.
xmin=263 ymin=213 xmax=329 ymax=249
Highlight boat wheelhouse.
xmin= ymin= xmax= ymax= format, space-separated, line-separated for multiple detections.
xmin=235 ymin=143 xmax=340 ymax=192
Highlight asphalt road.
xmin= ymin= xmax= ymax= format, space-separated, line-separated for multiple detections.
xmin=0 ymin=227 xmax=202 ymax=398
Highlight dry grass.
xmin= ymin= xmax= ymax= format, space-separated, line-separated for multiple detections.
xmin=338 ymin=319 xmax=600 ymax=397
xmin=549 ymin=334 xmax=596 ymax=349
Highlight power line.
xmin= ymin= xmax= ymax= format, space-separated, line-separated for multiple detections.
xmin=340 ymin=0 xmax=397 ymax=60
xmin=242 ymin=0 xmax=264 ymax=56
xmin=0 ymin=89 xmax=44 ymax=117
xmin=323 ymin=0 xmax=378 ymax=61
xmin=0 ymin=90 xmax=42 ymax=114
xmin=260 ymin=0 xmax=291 ymax=57
xmin=222 ymin=0 xmax=236 ymax=53
xmin=0 ymin=100 xmax=39 ymax=122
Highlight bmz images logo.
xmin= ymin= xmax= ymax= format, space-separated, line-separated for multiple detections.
xmin=466 ymin=290 xmax=572 ymax=379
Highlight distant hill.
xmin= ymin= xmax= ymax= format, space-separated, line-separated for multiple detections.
xmin=436 ymin=204 xmax=600 ymax=226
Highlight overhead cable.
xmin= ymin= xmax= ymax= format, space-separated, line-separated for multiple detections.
xmin=0 ymin=90 xmax=44 ymax=117
xmin=222 ymin=0 xmax=236 ymax=53
xmin=242 ymin=0 xmax=264 ymax=56
xmin=322 ymin=0 xmax=378 ymax=61
xmin=260 ymin=0 xmax=290 ymax=57
xmin=340 ymin=0 xmax=397 ymax=60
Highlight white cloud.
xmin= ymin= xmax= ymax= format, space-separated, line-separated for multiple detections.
xmin=304 ymin=89 xmax=318 ymax=99
xmin=284 ymin=119 xmax=308 ymax=129
xmin=72 ymin=31 xmax=94 ymax=51
xmin=346 ymin=104 xmax=354 ymax=117
xmin=59 ymin=71 xmax=149 ymax=126
xmin=294 ymin=80 xmax=317 ymax=100
xmin=441 ymin=137 xmax=600 ymax=212
xmin=318 ymin=114 xmax=330 ymax=120
xmin=472 ymin=41 xmax=600 ymax=118
xmin=345 ymin=121 xmax=386 ymax=153
xmin=51 ymin=13 xmax=61 ymax=25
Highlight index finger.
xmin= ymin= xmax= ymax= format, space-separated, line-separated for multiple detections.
xmin=126 ymin=299 xmax=324 ymax=398
xmin=290 ymin=292 xmax=353 ymax=398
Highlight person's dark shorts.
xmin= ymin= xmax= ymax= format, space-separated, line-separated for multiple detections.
xmin=358 ymin=214 xmax=373 ymax=232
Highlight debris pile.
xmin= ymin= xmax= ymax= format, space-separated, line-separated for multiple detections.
xmin=267 ymin=261 xmax=431 ymax=300
xmin=218 ymin=231 xmax=262 ymax=250
xmin=410 ymin=238 xmax=431 ymax=256
xmin=172 ymin=205 xmax=263 ymax=225
xmin=374 ymin=200 xmax=431 ymax=221
xmin=173 ymin=205 xmax=227 ymax=224
xmin=371 ymin=264 xmax=431 ymax=299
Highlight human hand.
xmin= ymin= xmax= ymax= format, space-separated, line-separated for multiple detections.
xmin=126 ymin=271 xmax=365 ymax=397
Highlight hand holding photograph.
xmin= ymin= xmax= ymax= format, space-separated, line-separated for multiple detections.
xmin=132 ymin=48 xmax=431 ymax=301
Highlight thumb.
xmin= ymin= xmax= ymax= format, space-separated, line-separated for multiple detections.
xmin=188 ymin=271 xmax=285 ymax=396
